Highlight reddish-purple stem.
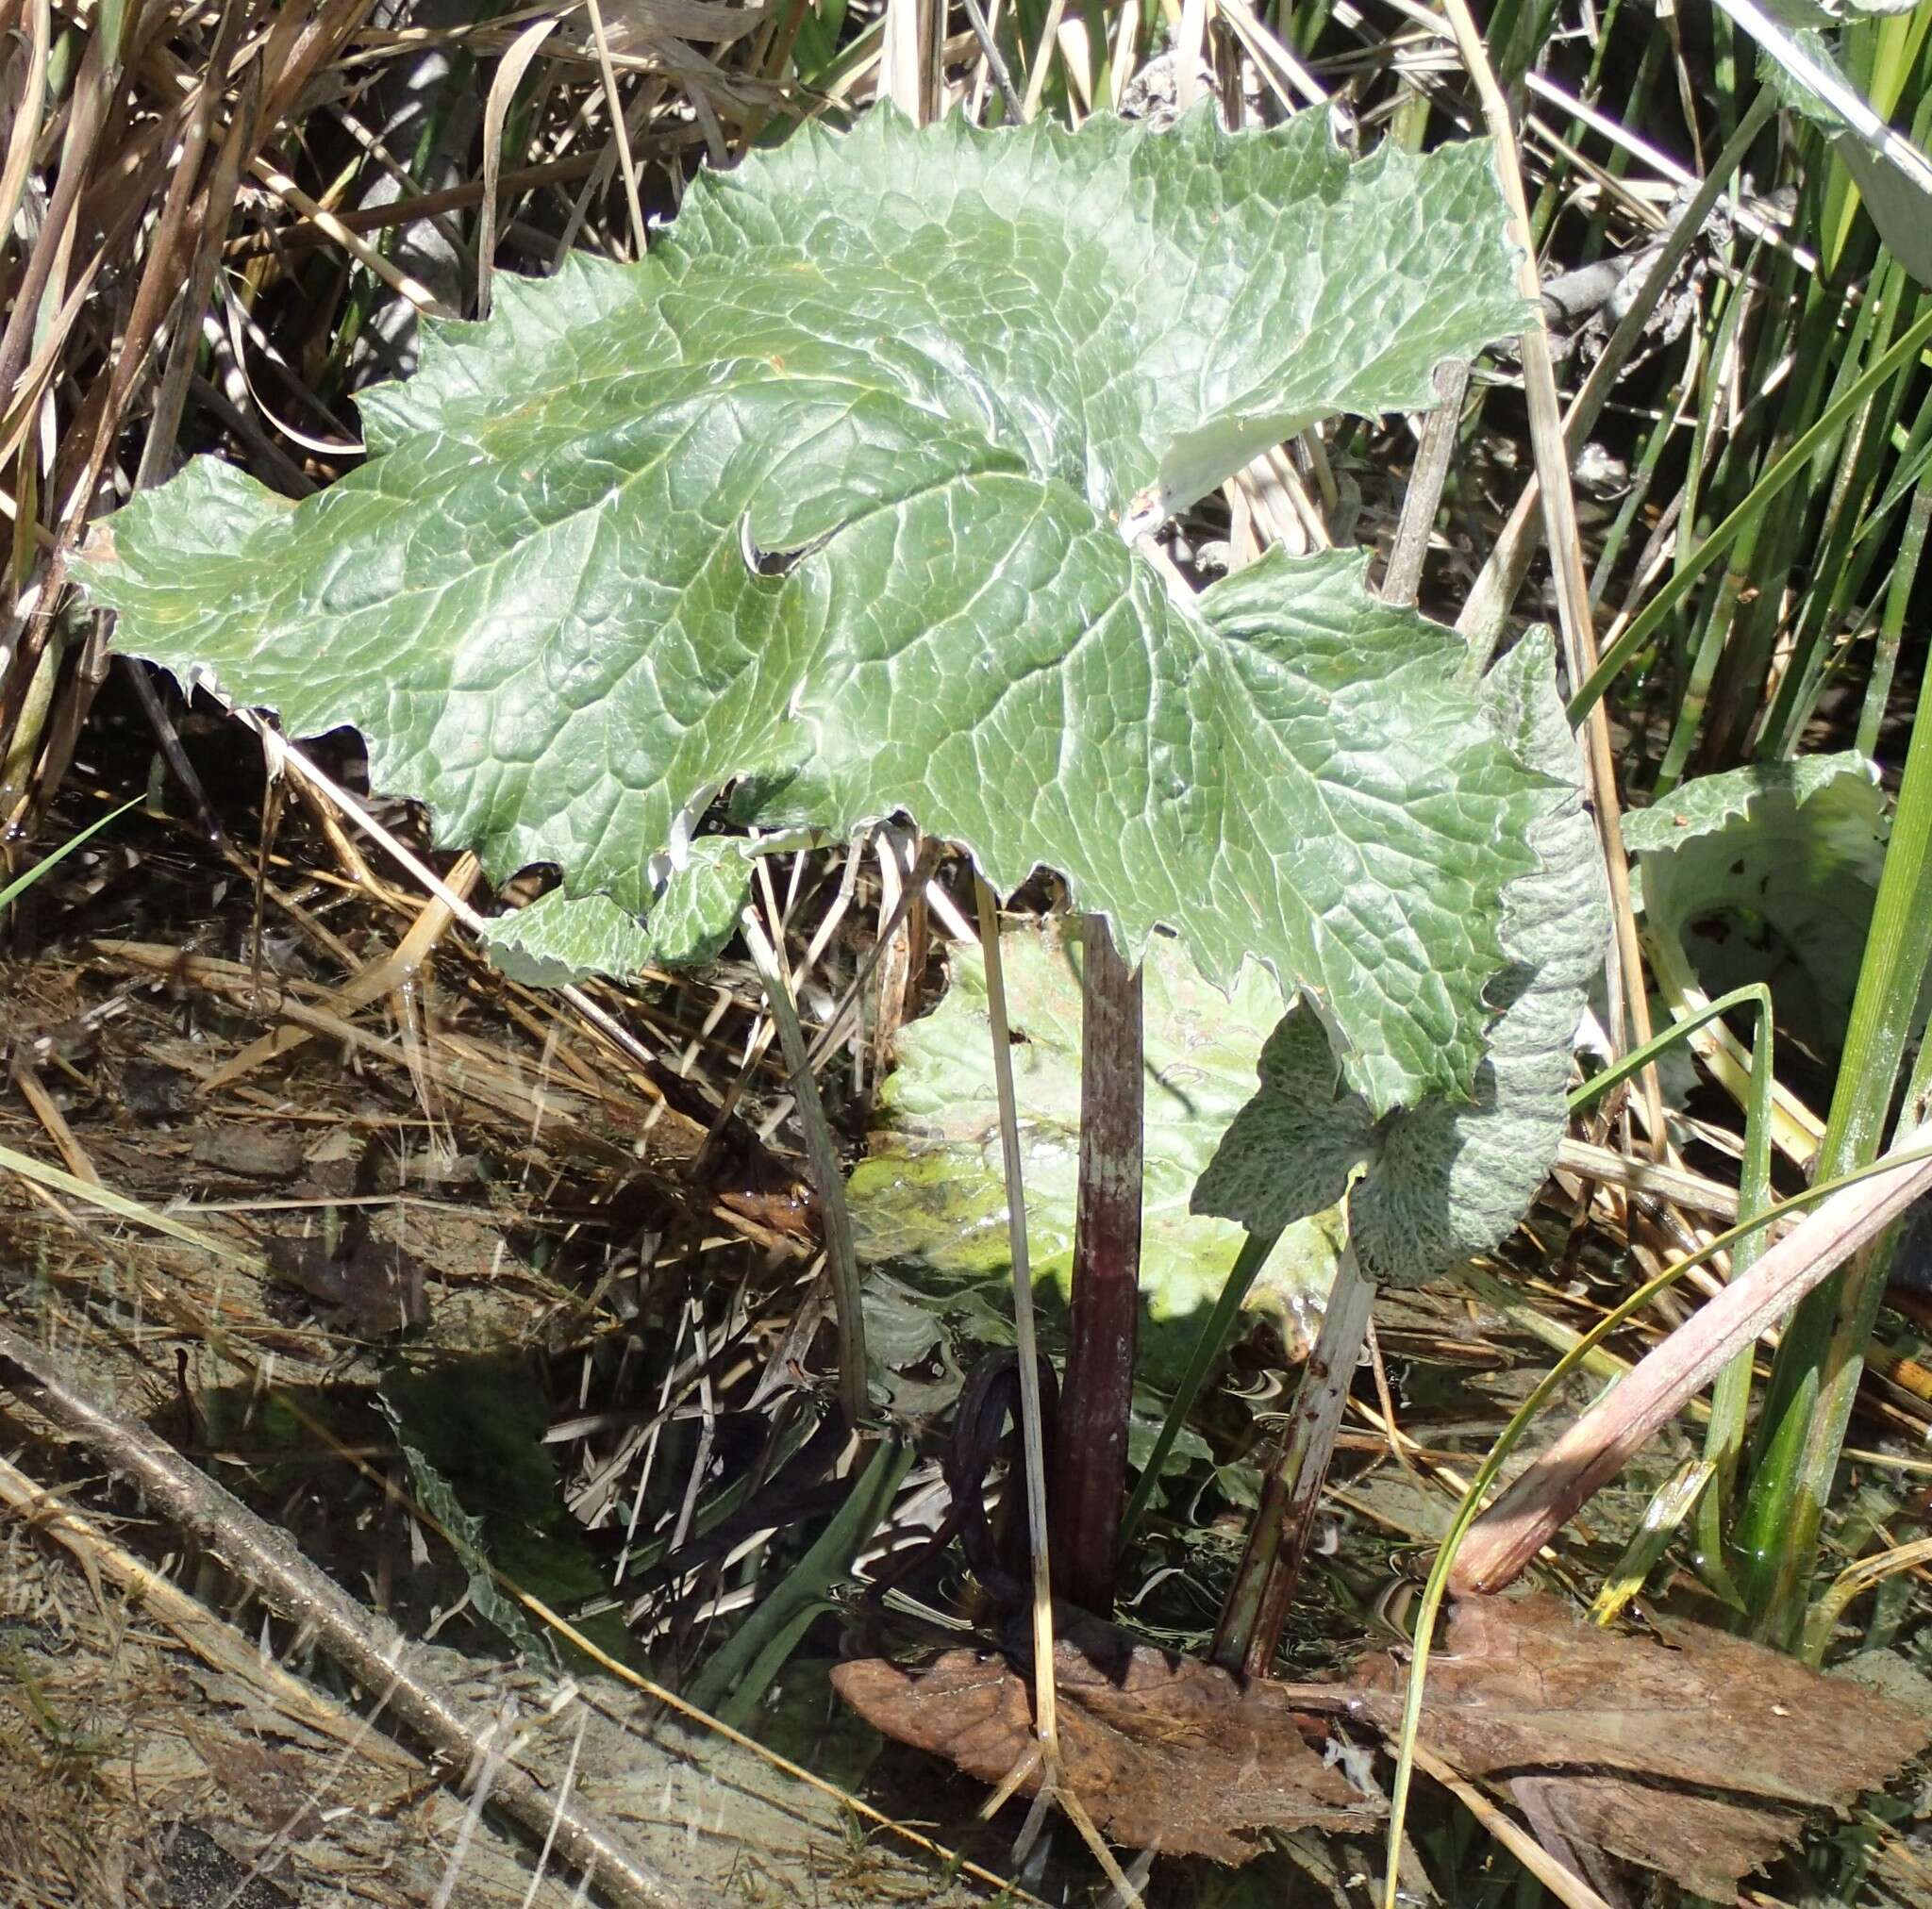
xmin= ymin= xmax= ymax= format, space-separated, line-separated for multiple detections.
xmin=1050 ymin=915 xmax=1144 ymax=1615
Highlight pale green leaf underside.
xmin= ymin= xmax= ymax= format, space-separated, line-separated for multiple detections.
xmin=79 ymin=106 xmax=1545 ymax=1117
xmin=1629 ymin=752 xmax=1893 ymax=1059
xmin=1192 ymin=630 xmax=1609 ymax=1286
xmin=849 ymin=926 xmax=1345 ymax=1329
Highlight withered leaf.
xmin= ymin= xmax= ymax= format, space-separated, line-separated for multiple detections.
xmin=1353 ymin=1592 xmax=1932 ymax=1900
xmin=265 ymin=1231 xmax=428 ymax=1338
xmin=191 ymin=1125 xmax=308 ymax=1181
xmin=832 ymin=1609 xmax=1378 ymax=1864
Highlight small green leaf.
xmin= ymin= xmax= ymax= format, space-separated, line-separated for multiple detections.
xmin=78 ymin=106 xmax=1546 ymax=1120
xmin=1757 ymin=23 xmax=1849 ymax=126
xmin=483 ymin=888 xmax=656 ymax=986
xmin=378 ymin=1366 xmax=557 ymax=1666
xmin=1192 ymin=629 xmax=1608 ymax=1287
xmin=481 ymin=836 xmax=756 ymax=984
xmin=1623 ymin=752 xmax=1884 ymax=852
xmin=645 ymin=837 xmax=758 ymax=966
xmin=378 ymin=1356 xmax=629 ymax=1668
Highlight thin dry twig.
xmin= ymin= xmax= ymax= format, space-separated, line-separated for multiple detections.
xmin=1433 ymin=0 xmax=1662 ymax=1156
xmin=738 ymin=899 xmax=869 ymax=1428
xmin=0 ymin=1318 xmax=690 ymax=1909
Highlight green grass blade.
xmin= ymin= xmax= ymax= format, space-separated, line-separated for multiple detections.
xmin=686 ymin=1433 xmax=912 ymax=1722
xmin=1569 ymin=304 xmax=1932 ymax=722
xmin=1118 ymin=1227 xmax=1277 ymax=1552
xmin=0 ymin=797 xmax=140 ymax=913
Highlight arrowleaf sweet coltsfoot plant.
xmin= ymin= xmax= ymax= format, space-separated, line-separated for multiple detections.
xmin=78 ymin=104 xmax=1599 ymax=1632
xmin=78 ymin=107 xmax=1552 ymax=1115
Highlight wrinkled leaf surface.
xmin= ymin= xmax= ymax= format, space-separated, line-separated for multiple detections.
xmin=1191 ymin=628 xmax=1608 ymax=1285
xmin=78 ymin=108 xmax=1548 ymax=1119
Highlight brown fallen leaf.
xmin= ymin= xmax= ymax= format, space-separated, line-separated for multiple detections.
xmin=832 ymin=1609 xmax=1378 ymax=1864
xmin=1353 ymin=1592 xmax=1932 ymax=1901
xmin=264 ymin=1229 xmax=428 ymax=1337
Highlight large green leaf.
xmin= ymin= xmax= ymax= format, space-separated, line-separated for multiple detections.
xmin=78 ymin=106 xmax=1548 ymax=1118
xmin=1191 ymin=629 xmax=1609 ymax=1286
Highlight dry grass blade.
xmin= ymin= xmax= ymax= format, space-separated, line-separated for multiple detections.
xmin=1398 ymin=1736 xmax=1613 ymax=1909
xmin=972 ymin=876 xmax=1061 ymax=1745
xmin=1020 ymin=0 xmax=1072 ymax=120
xmin=880 ymin=0 xmax=941 ymax=123
xmin=250 ymin=157 xmax=458 ymax=317
xmin=585 ymin=0 xmax=650 ymax=251
xmin=0 ymin=1135 xmax=274 ymax=1271
xmin=480 ymin=16 xmax=563 ymax=317
xmin=0 ymin=0 xmax=51 ymax=253
xmin=1455 ymin=1130 xmax=1932 ymax=1594
xmin=738 ymin=899 xmax=868 ymax=1428
xmin=207 ymin=852 xmax=484 ymax=1088
xmin=1383 ymin=361 xmax=1469 ymax=606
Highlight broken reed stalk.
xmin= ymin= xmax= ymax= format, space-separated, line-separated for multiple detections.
xmin=1451 ymin=1128 xmax=1932 ymax=1594
xmin=1212 ymin=1245 xmax=1374 ymax=1677
xmin=0 ymin=1320 xmax=687 ymax=1909
xmin=0 ymin=1452 xmax=420 ymax=1768
xmin=1050 ymin=914 xmax=1145 ymax=1616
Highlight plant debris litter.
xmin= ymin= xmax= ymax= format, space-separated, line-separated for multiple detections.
xmin=837 ymin=1591 xmax=1932 ymax=1894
